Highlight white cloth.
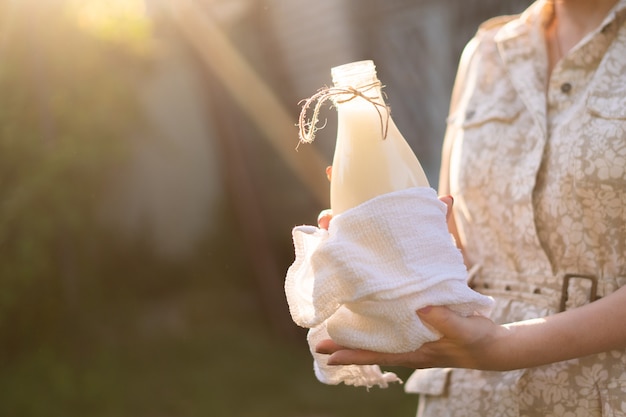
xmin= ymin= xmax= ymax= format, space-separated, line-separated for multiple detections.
xmin=285 ymin=187 xmax=493 ymax=387
xmin=308 ymin=323 xmax=402 ymax=388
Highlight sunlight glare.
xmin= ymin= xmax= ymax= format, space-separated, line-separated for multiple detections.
xmin=68 ymin=0 xmax=151 ymax=51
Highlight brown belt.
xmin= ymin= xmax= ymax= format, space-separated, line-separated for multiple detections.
xmin=467 ymin=268 xmax=622 ymax=312
xmin=559 ymin=273 xmax=599 ymax=312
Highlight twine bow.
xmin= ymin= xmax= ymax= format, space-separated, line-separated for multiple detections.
xmin=297 ymin=81 xmax=390 ymax=149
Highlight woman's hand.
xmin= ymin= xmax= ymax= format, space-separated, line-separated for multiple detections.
xmin=313 ymin=166 xmax=525 ymax=371
xmin=315 ymin=306 xmax=511 ymax=371
xmin=317 ymin=209 xmax=333 ymax=230
xmin=317 ymin=286 xmax=626 ymax=372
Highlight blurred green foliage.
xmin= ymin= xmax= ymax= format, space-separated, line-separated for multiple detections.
xmin=0 ymin=248 xmax=418 ymax=416
xmin=0 ymin=2 xmax=419 ymax=416
xmin=0 ymin=0 xmax=146 ymax=351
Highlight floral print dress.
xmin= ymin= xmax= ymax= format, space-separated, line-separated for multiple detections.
xmin=404 ymin=1 xmax=626 ymax=416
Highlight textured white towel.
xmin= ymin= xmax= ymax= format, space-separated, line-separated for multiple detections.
xmin=285 ymin=187 xmax=493 ymax=388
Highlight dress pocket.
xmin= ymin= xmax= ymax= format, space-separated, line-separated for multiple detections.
xmin=586 ymin=79 xmax=626 ymax=120
xmin=407 ymin=368 xmax=524 ymax=417
xmin=560 ymin=89 xmax=626 ymax=205
xmin=575 ymin=82 xmax=626 ymax=184
xmin=404 ymin=368 xmax=452 ymax=395
xmin=447 ymin=97 xmax=524 ymax=130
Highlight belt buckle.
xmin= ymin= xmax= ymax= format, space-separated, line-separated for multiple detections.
xmin=559 ymin=273 xmax=598 ymax=312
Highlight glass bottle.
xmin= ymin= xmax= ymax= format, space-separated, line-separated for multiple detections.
xmin=329 ymin=60 xmax=430 ymax=215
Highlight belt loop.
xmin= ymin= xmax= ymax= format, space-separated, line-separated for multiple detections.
xmin=559 ymin=274 xmax=598 ymax=312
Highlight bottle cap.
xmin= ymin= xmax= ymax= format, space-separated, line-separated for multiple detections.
xmin=331 ymin=60 xmax=377 ymax=87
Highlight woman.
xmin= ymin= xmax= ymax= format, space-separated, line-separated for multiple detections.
xmin=316 ymin=0 xmax=626 ymax=415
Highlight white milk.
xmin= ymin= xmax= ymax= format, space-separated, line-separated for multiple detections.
xmin=330 ymin=60 xmax=429 ymax=215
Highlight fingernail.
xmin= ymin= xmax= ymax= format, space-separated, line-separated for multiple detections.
xmin=418 ymin=306 xmax=432 ymax=315
xmin=315 ymin=346 xmax=330 ymax=354
xmin=327 ymin=357 xmax=340 ymax=366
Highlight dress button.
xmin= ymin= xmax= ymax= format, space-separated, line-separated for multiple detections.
xmin=560 ymin=82 xmax=572 ymax=93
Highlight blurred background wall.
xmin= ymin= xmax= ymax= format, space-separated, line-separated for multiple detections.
xmin=0 ymin=1 xmax=530 ymax=416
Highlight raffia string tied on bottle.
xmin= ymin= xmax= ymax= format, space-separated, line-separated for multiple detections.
xmin=297 ymin=81 xmax=390 ymax=149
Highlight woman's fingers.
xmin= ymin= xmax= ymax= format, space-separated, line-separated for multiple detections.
xmin=315 ymin=338 xmax=345 ymax=354
xmin=328 ymin=349 xmax=402 ymax=366
xmin=317 ymin=209 xmax=333 ymax=229
xmin=314 ymin=306 xmax=498 ymax=369
xmin=417 ymin=305 xmax=460 ymax=337
xmin=439 ymin=195 xmax=454 ymax=221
